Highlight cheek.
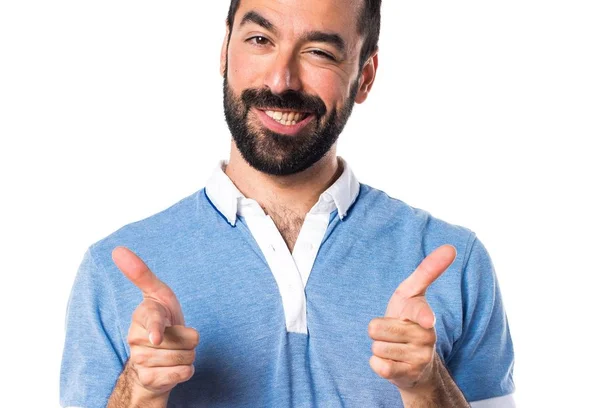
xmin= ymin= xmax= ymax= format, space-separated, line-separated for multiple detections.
xmin=227 ymin=46 xmax=265 ymax=91
xmin=301 ymin=68 xmax=349 ymax=112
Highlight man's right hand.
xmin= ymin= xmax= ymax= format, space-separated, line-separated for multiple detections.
xmin=109 ymin=246 xmax=199 ymax=405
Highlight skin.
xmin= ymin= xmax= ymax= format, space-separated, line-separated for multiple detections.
xmin=222 ymin=0 xmax=377 ymax=249
xmin=107 ymin=0 xmax=469 ymax=406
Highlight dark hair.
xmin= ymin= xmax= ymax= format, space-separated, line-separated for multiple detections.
xmin=226 ymin=0 xmax=381 ymax=68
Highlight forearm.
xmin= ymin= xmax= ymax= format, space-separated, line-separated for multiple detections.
xmin=399 ymin=354 xmax=469 ymax=408
xmin=107 ymin=362 xmax=170 ymax=408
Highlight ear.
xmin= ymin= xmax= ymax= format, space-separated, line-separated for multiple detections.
xmin=220 ymin=24 xmax=231 ymax=77
xmin=354 ymin=51 xmax=379 ymax=104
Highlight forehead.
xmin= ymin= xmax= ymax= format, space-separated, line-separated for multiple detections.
xmin=233 ymin=0 xmax=363 ymax=38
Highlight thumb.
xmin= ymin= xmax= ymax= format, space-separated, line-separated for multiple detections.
xmin=394 ymin=245 xmax=456 ymax=299
xmin=385 ymin=245 xmax=456 ymax=317
xmin=112 ymin=246 xmax=185 ymax=326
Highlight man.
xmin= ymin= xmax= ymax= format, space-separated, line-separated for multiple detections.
xmin=61 ymin=0 xmax=515 ymax=407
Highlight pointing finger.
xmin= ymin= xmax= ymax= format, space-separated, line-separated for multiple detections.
xmin=128 ymin=325 xmax=200 ymax=350
xmin=145 ymin=303 xmax=169 ymax=346
xmin=131 ymin=299 xmax=171 ymax=346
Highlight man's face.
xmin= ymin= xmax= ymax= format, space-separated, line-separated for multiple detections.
xmin=222 ymin=0 xmax=371 ymax=176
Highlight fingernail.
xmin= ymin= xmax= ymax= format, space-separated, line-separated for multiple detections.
xmin=149 ymin=333 xmax=156 ymax=346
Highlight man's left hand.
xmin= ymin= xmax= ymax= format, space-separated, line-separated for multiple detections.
xmin=368 ymin=244 xmax=456 ymax=392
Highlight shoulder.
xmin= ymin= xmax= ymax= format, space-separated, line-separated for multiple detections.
xmin=354 ymin=183 xmax=477 ymax=257
xmin=87 ymin=188 xmax=208 ymax=270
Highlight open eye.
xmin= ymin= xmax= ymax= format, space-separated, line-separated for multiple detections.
xmin=247 ymin=36 xmax=271 ymax=46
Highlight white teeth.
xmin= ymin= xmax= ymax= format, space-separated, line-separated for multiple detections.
xmin=263 ymin=110 xmax=308 ymax=126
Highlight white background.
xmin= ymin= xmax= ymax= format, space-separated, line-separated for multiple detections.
xmin=1 ymin=1 xmax=598 ymax=406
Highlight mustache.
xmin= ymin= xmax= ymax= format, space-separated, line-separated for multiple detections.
xmin=241 ymin=88 xmax=327 ymax=118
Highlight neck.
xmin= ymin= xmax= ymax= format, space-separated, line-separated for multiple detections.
xmin=224 ymin=141 xmax=342 ymax=217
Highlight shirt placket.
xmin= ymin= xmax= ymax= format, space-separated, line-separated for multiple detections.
xmin=240 ymin=200 xmax=308 ymax=334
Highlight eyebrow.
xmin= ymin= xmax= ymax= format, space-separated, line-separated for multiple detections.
xmin=301 ymin=31 xmax=347 ymax=55
xmin=239 ymin=10 xmax=347 ymax=56
xmin=240 ymin=11 xmax=277 ymax=34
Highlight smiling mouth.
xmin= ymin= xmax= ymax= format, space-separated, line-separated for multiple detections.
xmin=262 ymin=109 xmax=312 ymax=127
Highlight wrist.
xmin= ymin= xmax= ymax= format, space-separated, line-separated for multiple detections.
xmin=397 ymin=354 xmax=469 ymax=408
xmin=127 ymin=363 xmax=172 ymax=404
xmin=108 ymin=362 xmax=170 ymax=408
xmin=130 ymin=384 xmax=170 ymax=407
xmin=397 ymin=353 xmax=442 ymax=400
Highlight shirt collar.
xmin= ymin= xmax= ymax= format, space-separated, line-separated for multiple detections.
xmin=204 ymin=157 xmax=360 ymax=227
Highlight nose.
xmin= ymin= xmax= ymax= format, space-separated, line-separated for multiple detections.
xmin=263 ymin=49 xmax=302 ymax=95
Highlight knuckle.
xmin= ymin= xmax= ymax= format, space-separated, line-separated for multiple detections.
xmin=379 ymin=361 xmax=394 ymax=379
xmin=373 ymin=342 xmax=398 ymax=359
xmin=190 ymin=329 xmax=200 ymax=346
xmin=368 ymin=319 xmax=380 ymax=337
xmin=130 ymin=350 xmax=147 ymax=366
xmin=424 ymin=329 xmax=437 ymax=345
xmin=385 ymin=322 xmax=406 ymax=338
xmin=422 ymin=348 xmax=434 ymax=364
xmin=180 ymin=365 xmax=195 ymax=381
xmin=173 ymin=352 xmax=187 ymax=365
xmin=392 ymin=345 xmax=405 ymax=360
xmin=167 ymin=370 xmax=181 ymax=384
xmin=127 ymin=327 xmax=142 ymax=346
xmin=136 ymin=369 xmax=155 ymax=388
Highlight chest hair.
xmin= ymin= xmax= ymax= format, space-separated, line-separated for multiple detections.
xmin=266 ymin=206 xmax=305 ymax=252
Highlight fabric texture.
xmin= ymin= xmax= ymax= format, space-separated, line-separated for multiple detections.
xmin=204 ymin=157 xmax=360 ymax=334
xmin=60 ymin=179 xmax=515 ymax=407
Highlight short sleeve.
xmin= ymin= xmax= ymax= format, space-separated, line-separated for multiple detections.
xmin=446 ymin=236 xmax=515 ymax=402
xmin=60 ymin=248 xmax=128 ymax=407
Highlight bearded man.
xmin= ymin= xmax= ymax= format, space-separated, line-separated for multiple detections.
xmin=60 ymin=1 xmax=515 ymax=407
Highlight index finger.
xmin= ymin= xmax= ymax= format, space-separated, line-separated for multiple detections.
xmin=395 ymin=244 xmax=457 ymax=299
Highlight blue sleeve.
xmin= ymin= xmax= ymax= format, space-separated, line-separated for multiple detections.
xmin=60 ymin=248 xmax=128 ymax=407
xmin=446 ymin=236 xmax=515 ymax=402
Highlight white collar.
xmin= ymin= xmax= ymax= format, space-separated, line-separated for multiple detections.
xmin=205 ymin=157 xmax=361 ymax=226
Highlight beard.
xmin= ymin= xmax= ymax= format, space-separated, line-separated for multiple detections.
xmin=223 ymin=74 xmax=359 ymax=176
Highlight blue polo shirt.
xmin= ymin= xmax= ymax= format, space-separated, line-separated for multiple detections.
xmin=60 ymin=183 xmax=514 ymax=407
